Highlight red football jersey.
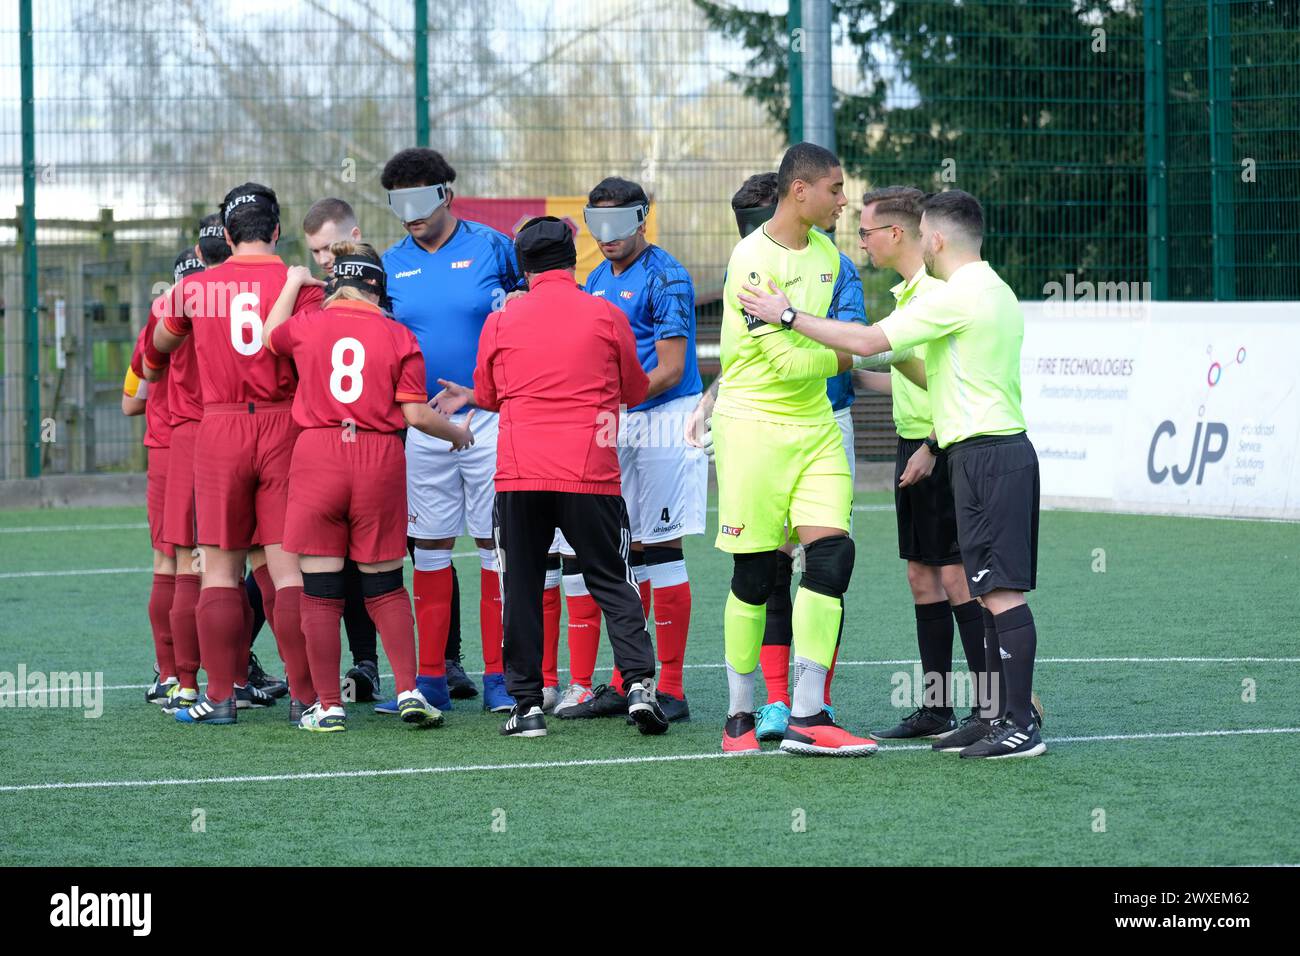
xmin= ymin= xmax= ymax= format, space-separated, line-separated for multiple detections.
xmin=142 ymin=291 xmax=201 ymax=427
xmin=268 ymin=298 xmax=427 ymax=432
xmin=163 ymin=254 xmax=324 ymax=405
xmin=128 ymin=322 xmax=172 ymax=448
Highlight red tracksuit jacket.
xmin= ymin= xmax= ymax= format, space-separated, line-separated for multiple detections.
xmin=473 ymin=269 xmax=649 ymax=495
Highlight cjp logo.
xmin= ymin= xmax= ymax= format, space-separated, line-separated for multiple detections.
xmin=1147 ymin=420 xmax=1228 ymax=485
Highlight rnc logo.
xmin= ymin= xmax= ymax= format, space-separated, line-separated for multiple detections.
xmin=451 ymin=259 xmax=473 ymax=269
xmin=721 ymin=523 xmax=745 ymax=537
xmin=620 ymin=290 xmax=635 ymax=300
xmin=1147 ymin=419 xmax=1228 ymax=485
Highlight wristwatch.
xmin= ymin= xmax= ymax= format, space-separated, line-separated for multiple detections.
xmin=779 ymin=307 xmax=797 ymax=329
xmin=923 ymin=436 xmax=940 ymax=454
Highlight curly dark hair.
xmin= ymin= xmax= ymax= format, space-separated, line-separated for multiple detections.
xmin=730 ymin=172 xmax=778 ymax=211
xmin=381 ymin=148 xmax=457 ymax=190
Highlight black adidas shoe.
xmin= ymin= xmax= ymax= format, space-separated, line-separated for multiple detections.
xmin=932 ymin=713 xmax=992 ymax=752
xmin=175 ymin=695 xmax=237 ymax=725
xmin=446 ymin=658 xmax=478 ymax=699
xmin=959 ymin=718 xmax=1046 ymax=759
xmin=247 ymin=652 xmax=288 ymax=699
xmin=626 ymin=681 xmax=669 ymax=736
xmin=500 ymin=704 xmax=547 ymax=738
xmin=234 ymin=683 xmax=276 ymax=709
xmin=874 ymin=706 xmax=956 ymax=739
xmin=344 ymin=660 xmax=381 ymax=703
xmin=656 ymin=691 xmax=690 ymax=722
xmin=556 ymin=683 xmax=628 ymax=719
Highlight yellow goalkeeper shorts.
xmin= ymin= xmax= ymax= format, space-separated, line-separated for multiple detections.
xmin=712 ymin=412 xmax=851 ymax=554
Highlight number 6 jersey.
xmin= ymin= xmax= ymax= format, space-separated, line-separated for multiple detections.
xmin=268 ymin=297 xmax=428 ymax=432
xmin=164 ymin=254 xmax=324 ymax=406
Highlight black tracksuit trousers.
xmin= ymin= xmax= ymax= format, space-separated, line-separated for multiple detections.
xmin=493 ymin=490 xmax=655 ymax=710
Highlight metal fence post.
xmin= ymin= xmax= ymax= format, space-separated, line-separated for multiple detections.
xmin=1143 ymin=0 xmax=1169 ymax=301
xmin=414 ymin=0 xmax=429 ymax=148
xmin=800 ymin=0 xmax=835 ymax=152
xmin=20 ymin=0 xmax=40 ymax=478
xmin=787 ymin=1 xmax=802 ymax=144
xmin=1207 ymin=0 xmax=1235 ymax=301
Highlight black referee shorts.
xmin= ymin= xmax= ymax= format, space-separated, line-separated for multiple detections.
xmin=946 ymin=432 xmax=1040 ymax=597
xmin=894 ymin=436 xmax=962 ymax=566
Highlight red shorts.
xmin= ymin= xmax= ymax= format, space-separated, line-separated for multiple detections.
xmin=146 ymin=446 xmax=174 ymax=558
xmin=283 ymin=427 xmax=408 ymax=564
xmin=194 ymin=403 xmax=299 ymax=551
xmin=163 ymin=420 xmax=199 ymax=548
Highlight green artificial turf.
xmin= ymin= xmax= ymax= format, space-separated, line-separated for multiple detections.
xmin=1 ymin=495 xmax=1297 ymax=866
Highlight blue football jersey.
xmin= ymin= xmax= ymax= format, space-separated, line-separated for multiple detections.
xmin=383 ymin=220 xmax=523 ymax=399
xmin=584 ymin=245 xmax=702 ymax=412
xmin=824 ymin=252 xmax=867 ymax=411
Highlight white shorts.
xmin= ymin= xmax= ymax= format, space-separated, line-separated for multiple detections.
xmin=835 ymin=404 xmax=856 ymax=486
xmin=406 ymin=409 xmax=498 ymax=540
xmin=618 ymin=393 xmax=708 ymax=545
xmin=552 ymin=393 xmax=707 ymax=554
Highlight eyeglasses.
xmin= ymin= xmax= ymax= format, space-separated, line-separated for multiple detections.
xmin=858 ymin=224 xmax=899 ymax=239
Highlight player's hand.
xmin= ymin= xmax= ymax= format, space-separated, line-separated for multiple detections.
xmin=432 ymin=379 xmax=474 ymax=416
xmin=684 ymin=404 xmax=714 ymax=459
xmin=898 ymin=443 xmax=936 ymax=488
xmin=504 ymin=289 xmax=527 ymax=304
xmin=287 ymin=265 xmax=325 ymax=287
xmin=737 ymin=278 xmax=792 ymax=326
xmin=448 ymin=409 xmax=476 ymax=452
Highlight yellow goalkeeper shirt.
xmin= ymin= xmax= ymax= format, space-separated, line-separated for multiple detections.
xmin=715 ymin=225 xmax=841 ymax=426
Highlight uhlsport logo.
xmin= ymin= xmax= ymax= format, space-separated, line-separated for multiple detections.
xmin=49 ymin=886 xmax=151 ymax=935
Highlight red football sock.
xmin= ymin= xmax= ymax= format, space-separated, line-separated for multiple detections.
xmin=542 ymin=585 xmax=561 ymax=688
xmin=301 ymin=594 xmax=344 ymax=709
xmin=760 ymin=644 xmax=791 ymax=707
xmin=170 ymin=573 xmax=201 ymax=689
xmin=638 ymin=578 xmax=652 ymax=620
xmin=825 ymin=643 xmax=839 ymax=706
xmin=611 ymin=667 xmax=625 ymax=695
xmin=365 ymin=588 xmax=418 ymax=694
xmin=253 ymin=564 xmax=277 ymax=640
xmin=653 ymin=581 xmax=691 ymax=698
xmin=195 ymin=586 xmax=243 ymax=703
xmin=566 ymin=593 xmax=601 ymax=688
xmin=413 ymin=567 xmax=452 ymax=678
xmin=273 ymin=586 xmax=316 ymax=705
xmin=148 ymin=573 xmax=176 ymax=679
xmin=480 ymin=568 xmax=503 ymax=675
xmin=235 ymin=583 xmax=252 ymax=684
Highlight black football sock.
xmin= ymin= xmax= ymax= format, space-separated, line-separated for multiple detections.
xmin=761 ymin=550 xmax=794 ymax=647
xmin=446 ymin=562 xmax=463 ymax=662
xmin=981 ymin=607 xmax=1005 ymax=720
xmin=951 ymin=599 xmax=986 ymax=710
xmin=914 ymin=600 xmax=954 ymax=716
xmin=993 ymin=604 xmax=1038 ymax=729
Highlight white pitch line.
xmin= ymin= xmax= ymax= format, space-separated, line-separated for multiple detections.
xmin=0 ymin=567 xmax=154 ymax=579
xmin=5 ymin=658 xmax=1294 ymax=702
xmin=0 ymin=726 xmax=1295 ymax=794
xmin=0 ymin=523 xmax=150 ymax=534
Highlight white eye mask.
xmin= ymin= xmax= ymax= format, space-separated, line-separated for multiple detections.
xmin=583 ymin=203 xmax=648 ymax=242
xmin=387 ymin=183 xmax=448 ymax=223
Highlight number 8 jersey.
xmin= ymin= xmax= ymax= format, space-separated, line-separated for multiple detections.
xmin=268 ymin=297 xmax=428 ymax=432
xmin=165 ymin=254 xmax=324 ymax=405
